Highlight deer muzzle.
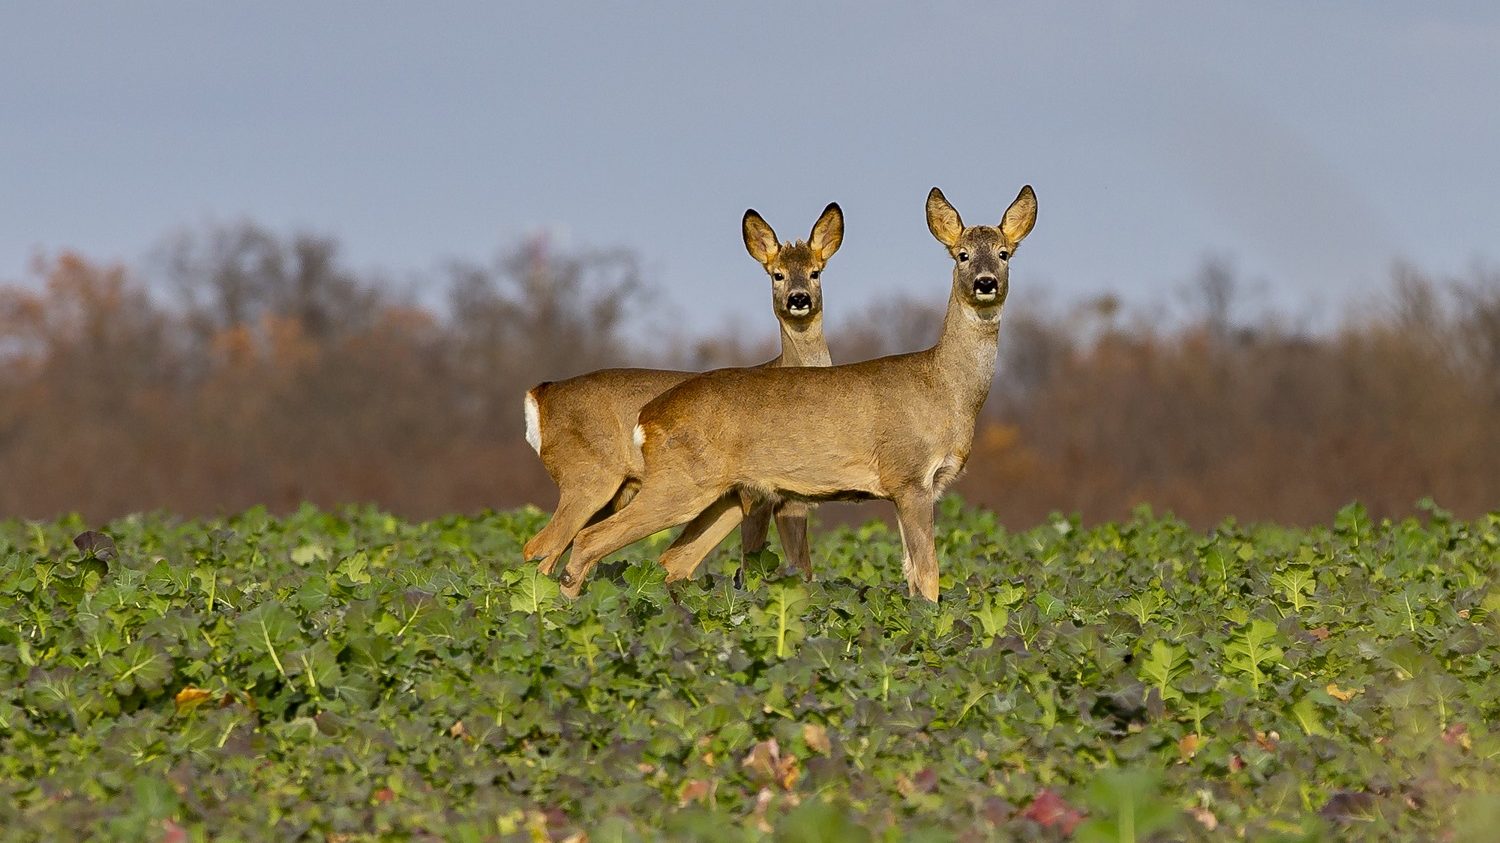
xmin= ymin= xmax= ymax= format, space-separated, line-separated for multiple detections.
xmin=786 ymin=291 xmax=813 ymax=317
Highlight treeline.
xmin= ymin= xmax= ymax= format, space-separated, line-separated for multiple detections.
xmin=2 ymin=223 xmax=1497 ymax=526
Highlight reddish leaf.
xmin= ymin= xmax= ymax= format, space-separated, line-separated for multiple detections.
xmin=1188 ymin=805 xmax=1219 ymax=830
xmin=160 ymin=819 xmax=188 ymax=843
xmin=911 ymin=767 xmax=938 ymax=795
xmin=73 ymin=530 xmax=117 ymax=561
xmin=1443 ymin=722 xmax=1471 ymax=750
xmin=1021 ymin=789 xmax=1083 ymax=834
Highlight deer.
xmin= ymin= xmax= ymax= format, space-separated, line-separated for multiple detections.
xmin=522 ymin=203 xmax=845 ymax=581
xmin=556 ymin=185 xmax=1036 ymax=602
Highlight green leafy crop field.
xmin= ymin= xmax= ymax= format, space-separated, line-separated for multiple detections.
xmin=2 ymin=501 xmax=1499 ymax=841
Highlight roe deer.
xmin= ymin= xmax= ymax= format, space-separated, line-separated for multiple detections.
xmin=522 ymin=203 xmax=845 ymax=579
xmin=558 ymin=185 xmax=1036 ymax=601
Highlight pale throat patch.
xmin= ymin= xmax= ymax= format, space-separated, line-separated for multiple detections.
xmin=965 ymin=303 xmax=1003 ymax=325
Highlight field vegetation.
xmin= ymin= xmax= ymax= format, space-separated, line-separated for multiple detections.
xmin=3 ymin=502 xmax=1498 ymax=839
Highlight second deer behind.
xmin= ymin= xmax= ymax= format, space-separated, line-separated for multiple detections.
xmin=521 ymin=203 xmax=845 ymax=580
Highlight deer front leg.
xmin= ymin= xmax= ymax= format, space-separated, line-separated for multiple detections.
xmin=774 ymin=502 xmax=813 ymax=581
xmin=524 ymin=477 xmax=622 ymax=575
xmin=660 ymin=494 xmax=744 ymax=583
xmin=560 ymin=479 xmax=719 ymax=599
xmin=893 ymin=493 xmax=940 ymax=602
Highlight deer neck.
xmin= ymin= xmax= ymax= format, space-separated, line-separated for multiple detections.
xmin=931 ymin=290 xmax=1001 ymax=416
xmin=776 ymin=315 xmax=832 ymax=367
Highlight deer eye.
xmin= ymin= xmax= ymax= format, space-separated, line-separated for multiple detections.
xmin=773 ymin=272 xmax=784 ymax=281
xmin=809 ymin=270 xmax=820 ymax=279
xmin=998 ymin=250 xmax=1010 ymax=260
xmin=957 ymin=251 xmax=969 ymax=262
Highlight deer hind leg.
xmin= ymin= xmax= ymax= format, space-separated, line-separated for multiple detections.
xmin=893 ymin=493 xmax=940 ymax=602
xmin=733 ymin=499 xmax=774 ymax=587
xmin=560 ymin=477 xmax=720 ymax=599
xmin=661 ymin=493 xmax=744 ymax=583
xmin=524 ymin=473 xmax=625 ymax=576
xmin=740 ymin=500 xmax=773 ymax=556
xmin=774 ymin=501 xmax=814 ymax=581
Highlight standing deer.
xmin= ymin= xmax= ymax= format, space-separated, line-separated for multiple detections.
xmin=522 ymin=203 xmax=844 ymax=579
xmin=558 ymin=185 xmax=1036 ymax=601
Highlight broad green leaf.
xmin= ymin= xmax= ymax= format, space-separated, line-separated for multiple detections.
xmin=508 ymin=566 xmax=560 ymax=615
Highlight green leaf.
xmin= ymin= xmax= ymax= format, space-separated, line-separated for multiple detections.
xmin=1270 ymin=566 xmax=1317 ymax=612
xmin=290 ymin=543 xmax=329 ymax=565
xmin=1138 ymin=639 xmax=1188 ymax=703
xmin=971 ymin=597 xmax=1009 ymax=640
xmin=234 ymin=603 xmax=301 ymax=679
xmin=1075 ymin=768 xmax=1179 ymax=843
xmin=336 ymin=550 xmax=372 ymax=585
xmin=1224 ymin=619 xmax=1285 ymax=694
xmin=508 ymin=565 xmax=560 ymax=615
xmin=102 ymin=639 xmax=172 ymax=696
xmin=1291 ymin=694 xmax=1328 ymax=737
xmin=749 ymin=581 xmax=810 ymax=659
xmin=621 ymin=563 xmax=668 ymax=608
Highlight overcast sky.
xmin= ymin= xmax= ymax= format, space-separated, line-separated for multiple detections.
xmin=3 ymin=2 xmax=1497 ymax=338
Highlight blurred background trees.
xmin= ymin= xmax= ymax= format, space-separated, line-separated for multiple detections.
xmin=1 ymin=225 xmax=1497 ymax=525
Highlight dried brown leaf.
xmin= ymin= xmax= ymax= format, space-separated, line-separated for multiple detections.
xmin=1326 ymin=682 xmax=1361 ymax=702
xmin=173 ymin=687 xmax=215 ymax=715
xmin=803 ymin=723 xmax=831 ymax=756
xmin=678 ymin=778 xmax=713 ymax=806
xmin=1177 ymin=733 xmax=1201 ymax=762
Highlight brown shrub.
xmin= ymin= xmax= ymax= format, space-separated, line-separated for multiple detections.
xmin=1 ymin=230 xmax=1496 ymax=526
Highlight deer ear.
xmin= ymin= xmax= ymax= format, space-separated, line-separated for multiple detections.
xmin=808 ymin=203 xmax=843 ymax=260
xmin=743 ymin=210 xmax=780 ymax=265
xmin=926 ymin=188 xmax=963 ymax=247
xmin=1000 ymin=185 xmax=1037 ymax=246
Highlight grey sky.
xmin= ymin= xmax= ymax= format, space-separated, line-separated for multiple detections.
xmin=3 ymin=2 xmax=1497 ymax=338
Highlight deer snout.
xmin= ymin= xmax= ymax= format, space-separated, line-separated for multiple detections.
xmin=973 ymin=276 xmax=1000 ymax=301
xmin=786 ymin=291 xmax=814 ymax=316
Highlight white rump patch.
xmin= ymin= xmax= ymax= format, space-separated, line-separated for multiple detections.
xmin=632 ymin=423 xmax=646 ymax=450
xmin=524 ymin=391 xmax=542 ymax=455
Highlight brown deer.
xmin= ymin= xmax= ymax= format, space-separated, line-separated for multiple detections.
xmin=557 ymin=185 xmax=1036 ymax=601
xmin=522 ymin=203 xmax=844 ymax=579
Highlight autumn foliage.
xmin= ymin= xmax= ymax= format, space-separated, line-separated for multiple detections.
xmin=1 ymin=225 xmax=1496 ymax=525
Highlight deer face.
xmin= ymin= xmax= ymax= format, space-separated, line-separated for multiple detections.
xmin=762 ymin=241 xmax=825 ymax=321
xmin=743 ymin=203 xmax=844 ymax=326
xmin=926 ymin=186 xmax=1037 ymax=316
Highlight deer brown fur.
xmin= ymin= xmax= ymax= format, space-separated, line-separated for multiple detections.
xmin=557 ymin=186 xmax=1037 ymax=601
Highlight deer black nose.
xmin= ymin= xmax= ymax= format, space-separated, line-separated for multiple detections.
xmin=787 ymin=292 xmax=813 ymax=312
xmin=974 ymin=276 xmax=999 ymax=296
